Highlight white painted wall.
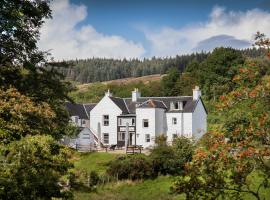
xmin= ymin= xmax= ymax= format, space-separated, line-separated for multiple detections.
xmin=192 ymin=99 xmax=207 ymax=140
xmin=136 ymin=108 xmax=156 ymax=148
xmin=90 ymin=96 xmax=122 ymax=145
xmin=183 ymin=113 xmax=193 ymax=138
xmin=70 ymin=116 xmax=89 ymax=128
xmin=155 ymin=108 xmax=166 ymax=137
xmin=76 ymin=128 xmax=95 ymax=145
xmin=166 ymin=113 xmax=182 ymax=142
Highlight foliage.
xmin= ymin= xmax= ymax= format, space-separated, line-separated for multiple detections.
xmin=0 ymin=135 xmax=72 ymax=200
xmin=174 ymin=72 xmax=198 ymax=96
xmin=107 ymin=154 xmax=155 ymax=180
xmin=70 ymin=81 xmax=163 ymax=103
xmin=150 ymin=136 xmax=194 ymax=176
xmin=0 ymin=87 xmax=58 ymax=143
xmin=60 ymin=48 xmax=266 ymax=84
xmin=74 ymin=176 xmax=183 ymax=200
xmin=61 ymin=53 xmax=208 ymax=83
xmin=171 ymin=60 xmax=270 ymax=200
xmin=161 ymin=68 xmax=181 ymax=96
xmin=0 ymin=0 xmax=74 ymax=198
xmin=89 ymin=171 xmax=100 ymax=187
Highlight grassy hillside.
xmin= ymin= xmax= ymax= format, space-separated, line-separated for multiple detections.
xmin=77 ymin=74 xmax=164 ymax=92
xmin=69 ymin=74 xmax=164 ymax=103
xmin=72 ymin=152 xmax=184 ymax=200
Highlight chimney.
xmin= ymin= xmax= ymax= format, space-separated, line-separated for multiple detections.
xmin=105 ymin=89 xmax=112 ymax=97
xmin=132 ymin=88 xmax=141 ymax=102
xmin=193 ymin=86 xmax=201 ymax=100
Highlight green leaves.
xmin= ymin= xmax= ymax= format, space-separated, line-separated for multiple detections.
xmin=0 ymin=135 xmax=72 ymax=200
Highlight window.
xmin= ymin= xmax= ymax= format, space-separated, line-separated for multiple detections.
xmin=143 ymin=119 xmax=149 ymax=128
xmin=170 ymin=102 xmax=183 ymax=110
xmin=174 ymin=102 xmax=179 ymax=110
xmin=82 ymin=120 xmax=86 ymax=124
xmin=118 ymin=132 xmax=125 ymax=141
xmin=103 ymin=133 xmax=109 ymax=144
xmin=132 ymin=118 xmax=135 ymax=125
xmin=119 ymin=118 xmax=122 ymax=125
xmin=173 ymin=134 xmax=178 ymax=139
xmin=172 ymin=117 xmax=177 ymax=125
xmin=74 ymin=116 xmax=79 ymax=124
xmin=103 ymin=115 xmax=109 ymax=126
xmin=145 ymin=134 xmax=150 ymax=142
xmin=82 ymin=137 xmax=90 ymax=139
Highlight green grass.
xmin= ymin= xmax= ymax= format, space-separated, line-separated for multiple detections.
xmin=73 ymin=176 xmax=184 ymax=200
xmin=72 ymin=152 xmax=270 ymax=200
xmin=74 ymin=152 xmax=118 ymax=174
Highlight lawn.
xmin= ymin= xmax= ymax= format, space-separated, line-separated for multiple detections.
xmin=72 ymin=152 xmax=270 ymax=200
xmin=73 ymin=176 xmax=184 ymax=200
xmin=72 ymin=152 xmax=183 ymax=200
xmin=74 ymin=152 xmax=119 ymax=174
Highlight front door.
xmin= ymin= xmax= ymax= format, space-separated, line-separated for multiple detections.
xmin=129 ymin=132 xmax=133 ymax=145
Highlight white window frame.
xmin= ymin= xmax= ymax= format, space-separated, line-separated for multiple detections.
xmin=145 ymin=134 xmax=150 ymax=142
xmin=118 ymin=132 xmax=125 ymax=141
xmin=103 ymin=133 xmax=109 ymax=144
xmin=103 ymin=115 xmax=109 ymax=126
xmin=74 ymin=116 xmax=79 ymax=124
xmin=119 ymin=118 xmax=122 ymax=126
xmin=142 ymin=119 xmax=149 ymax=128
xmin=132 ymin=118 xmax=135 ymax=126
xmin=172 ymin=117 xmax=177 ymax=125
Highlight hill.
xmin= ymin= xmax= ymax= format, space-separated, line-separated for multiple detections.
xmin=77 ymin=74 xmax=164 ymax=92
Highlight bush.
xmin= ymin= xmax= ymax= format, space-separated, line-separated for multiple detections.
xmin=150 ymin=136 xmax=194 ymax=175
xmin=89 ymin=171 xmax=100 ymax=187
xmin=107 ymin=154 xmax=155 ymax=180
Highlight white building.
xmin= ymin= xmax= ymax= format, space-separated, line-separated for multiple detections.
xmin=64 ymin=102 xmax=97 ymax=149
xmin=89 ymin=86 xmax=207 ymax=148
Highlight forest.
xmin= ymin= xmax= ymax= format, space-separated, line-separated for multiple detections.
xmin=60 ymin=48 xmax=266 ymax=83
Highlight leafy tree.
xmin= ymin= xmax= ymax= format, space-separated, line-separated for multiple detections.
xmin=174 ymin=73 xmax=198 ymax=96
xmin=0 ymin=0 xmax=73 ymax=198
xmin=198 ymin=47 xmax=245 ymax=100
xmin=171 ymin=61 xmax=270 ymax=200
xmin=150 ymin=135 xmax=194 ymax=175
xmin=0 ymin=135 xmax=72 ymax=200
xmin=161 ymin=68 xmax=180 ymax=96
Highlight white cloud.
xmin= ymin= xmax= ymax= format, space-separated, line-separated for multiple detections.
xmin=143 ymin=6 xmax=270 ymax=57
xmin=38 ymin=0 xmax=145 ymax=60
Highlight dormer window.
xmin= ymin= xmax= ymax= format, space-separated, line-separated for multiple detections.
xmin=170 ymin=102 xmax=183 ymax=110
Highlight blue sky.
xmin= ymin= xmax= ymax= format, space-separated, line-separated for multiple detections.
xmin=38 ymin=0 xmax=270 ymax=60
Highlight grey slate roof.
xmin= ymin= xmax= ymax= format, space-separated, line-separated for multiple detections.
xmin=109 ymin=97 xmax=129 ymax=114
xmin=84 ymin=103 xmax=97 ymax=117
xmin=65 ymin=102 xmax=89 ymax=119
xmin=123 ymin=96 xmax=199 ymax=113
xmin=137 ymin=99 xmax=167 ymax=109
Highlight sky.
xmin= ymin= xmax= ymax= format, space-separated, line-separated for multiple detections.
xmin=38 ymin=0 xmax=270 ymax=60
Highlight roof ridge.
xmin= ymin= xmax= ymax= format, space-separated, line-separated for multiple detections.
xmin=123 ymin=96 xmax=192 ymax=99
xmin=82 ymin=104 xmax=89 ymax=118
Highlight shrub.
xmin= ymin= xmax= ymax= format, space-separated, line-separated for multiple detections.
xmin=89 ymin=171 xmax=100 ymax=187
xmin=107 ymin=154 xmax=155 ymax=180
xmin=150 ymin=135 xmax=194 ymax=175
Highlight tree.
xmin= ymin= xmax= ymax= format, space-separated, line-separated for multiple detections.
xmin=0 ymin=0 xmax=73 ymax=198
xmin=150 ymin=135 xmax=194 ymax=175
xmin=171 ymin=60 xmax=270 ymax=200
xmin=161 ymin=67 xmax=180 ymax=96
xmin=0 ymin=135 xmax=72 ymax=200
xmin=198 ymin=47 xmax=245 ymax=100
xmin=174 ymin=73 xmax=198 ymax=96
